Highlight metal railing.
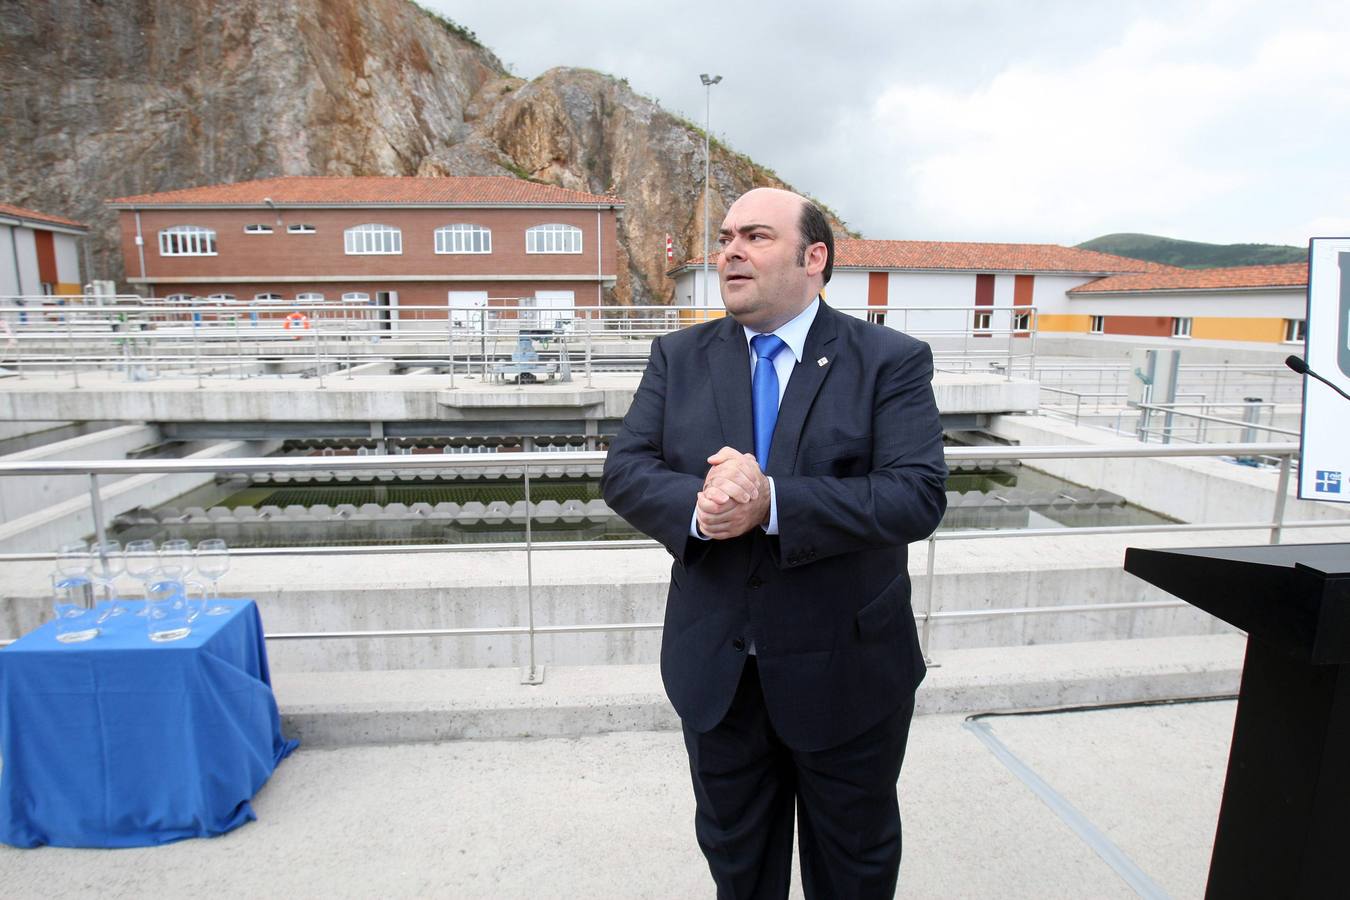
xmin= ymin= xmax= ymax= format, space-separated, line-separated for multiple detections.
xmin=1133 ymin=402 xmax=1301 ymax=444
xmin=0 ymin=296 xmax=1043 ymax=384
xmin=3 ymin=441 xmax=1342 ymax=672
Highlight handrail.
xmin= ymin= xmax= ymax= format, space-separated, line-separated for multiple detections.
xmin=0 ymin=442 xmax=1300 ymax=478
xmin=2 ymin=443 xmax=1333 ymax=669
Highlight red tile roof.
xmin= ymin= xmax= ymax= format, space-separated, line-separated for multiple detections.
xmin=0 ymin=203 xmax=88 ymax=230
xmin=676 ymin=239 xmax=1167 ymax=276
xmin=108 ymin=176 xmax=622 ymax=208
xmin=1069 ymin=261 xmax=1308 ymax=294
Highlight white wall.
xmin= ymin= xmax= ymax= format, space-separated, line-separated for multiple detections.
xmin=1033 ymin=274 xmax=1100 ymax=317
xmin=882 ymin=271 xmax=976 ymax=336
xmin=673 ymin=268 xmax=722 ymax=310
xmin=821 ymin=270 xmax=868 ymax=313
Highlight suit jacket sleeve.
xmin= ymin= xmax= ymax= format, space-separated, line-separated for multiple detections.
xmin=600 ymin=334 xmax=706 ymax=564
xmin=771 ymin=338 xmax=947 ymax=568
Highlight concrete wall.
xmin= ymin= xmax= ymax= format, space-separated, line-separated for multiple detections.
xmin=1034 ymin=334 xmax=1301 ymax=366
xmin=0 ymin=423 xmax=159 ymax=521
xmin=0 ymin=419 xmax=80 ymax=445
xmin=0 ymin=545 xmax=1238 ymax=672
xmin=0 ymin=372 xmax=1036 ymax=425
xmin=0 ymin=437 xmax=282 ymax=552
xmin=989 ymin=414 xmax=1350 ymax=526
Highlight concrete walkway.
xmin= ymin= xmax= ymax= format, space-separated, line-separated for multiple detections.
xmin=0 ymin=634 xmax=1247 ymax=898
xmin=0 ymin=700 xmax=1235 ymax=899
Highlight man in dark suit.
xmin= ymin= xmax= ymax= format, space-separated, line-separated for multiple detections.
xmin=601 ymin=187 xmax=947 ymax=898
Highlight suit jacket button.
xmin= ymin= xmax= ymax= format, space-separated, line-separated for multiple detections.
xmin=732 ymin=637 xmax=746 ymax=651
xmin=748 ymin=577 xmax=763 ymax=589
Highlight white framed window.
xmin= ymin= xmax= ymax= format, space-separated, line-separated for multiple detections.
xmin=206 ymin=293 xmax=237 ymax=303
xmin=1090 ymin=315 xmax=1105 ymax=334
xmin=158 ymin=225 xmax=216 ymax=256
xmin=253 ymin=292 xmax=285 ymax=303
xmin=341 ymin=292 xmax=371 ymax=303
xmin=244 ymin=224 xmax=273 ymax=234
xmin=435 ymin=224 xmax=492 ymax=254
xmin=526 ymin=223 xmax=582 ymax=254
xmin=1284 ymin=318 xmax=1306 ymax=343
xmin=1172 ymin=316 xmax=1192 ymax=338
xmin=973 ymin=311 xmax=992 ymax=331
xmin=164 ymin=293 xmax=194 ymax=305
xmin=344 ymin=223 xmax=402 ymax=255
xmin=287 ymin=224 xmax=316 ymax=234
xmin=295 ymin=292 xmax=326 ymax=304
xmin=1013 ymin=311 xmax=1031 ymax=331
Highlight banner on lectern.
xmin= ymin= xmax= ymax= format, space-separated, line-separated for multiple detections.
xmin=1298 ymin=238 xmax=1350 ymax=502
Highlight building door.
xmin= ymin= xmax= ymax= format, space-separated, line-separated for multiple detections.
xmin=448 ymin=291 xmax=489 ymax=327
xmin=533 ymin=290 xmax=575 ymax=331
xmin=375 ymin=291 xmax=397 ymax=331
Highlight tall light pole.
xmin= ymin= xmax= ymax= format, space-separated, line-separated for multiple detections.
xmin=700 ymin=73 xmax=722 ymax=310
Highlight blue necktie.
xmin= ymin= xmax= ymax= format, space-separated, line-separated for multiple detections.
xmin=751 ymin=334 xmax=788 ymax=464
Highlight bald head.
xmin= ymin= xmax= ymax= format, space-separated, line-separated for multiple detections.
xmin=716 ymin=188 xmax=833 ymax=332
xmin=729 ymin=189 xmax=835 ymax=286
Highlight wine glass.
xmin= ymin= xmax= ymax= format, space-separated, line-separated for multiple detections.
xmin=124 ymin=539 xmax=161 ymax=616
xmin=159 ymin=539 xmax=193 ymax=580
xmin=53 ymin=541 xmax=94 ymax=615
xmin=196 ymin=538 xmax=231 ymax=615
xmin=89 ymin=539 xmax=124 ymax=612
xmin=55 ymin=541 xmax=91 ymax=581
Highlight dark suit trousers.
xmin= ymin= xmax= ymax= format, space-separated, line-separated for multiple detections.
xmin=682 ymin=658 xmax=915 ymax=899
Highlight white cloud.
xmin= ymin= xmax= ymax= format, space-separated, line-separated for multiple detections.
xmin=1287 ymin=216 xmax=1350 ymax=245
xmin=866 ymin=1 xmax=1350 ymax=243
xmin=427 ymin=0 xmax=1350 ymax=246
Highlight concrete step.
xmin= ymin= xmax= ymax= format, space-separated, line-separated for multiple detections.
xmin=273 ymin=633 xmax=1246 ymax=748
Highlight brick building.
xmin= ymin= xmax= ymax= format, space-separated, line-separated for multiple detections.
xmin=108 ymin=177 xmax=622 ymax=328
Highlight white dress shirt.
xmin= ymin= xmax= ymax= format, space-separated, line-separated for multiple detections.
xmin=691 ymin=297 xmax=820 ymax=539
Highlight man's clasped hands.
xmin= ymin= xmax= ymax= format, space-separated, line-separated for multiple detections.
xmin=696 ymin=446 xmax=772 ymax=540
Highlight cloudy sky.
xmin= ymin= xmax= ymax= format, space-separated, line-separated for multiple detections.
xmin=425 ymin=0 xmax=1349 ymax=248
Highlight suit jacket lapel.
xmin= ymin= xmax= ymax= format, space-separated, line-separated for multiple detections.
xmin=768 ymin=302 xmax=839 ymax=475
xmin=708 ymin=315 xmax=754 ymax=453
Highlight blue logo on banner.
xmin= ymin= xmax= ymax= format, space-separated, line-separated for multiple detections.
xmin=1315 ymin=470 xmax=1342 ymax=493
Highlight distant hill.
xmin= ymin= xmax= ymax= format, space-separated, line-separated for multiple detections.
xmin=1076 ymin=233 xmax=1305 ymax=269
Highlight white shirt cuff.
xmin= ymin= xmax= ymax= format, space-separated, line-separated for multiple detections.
xmin=690 ymin=506 xmax=710 ymax=540
xmin=762 ymin=477 xmax=779 ymax=534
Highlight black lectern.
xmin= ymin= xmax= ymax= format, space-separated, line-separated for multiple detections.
xmin=1124 ymin=543 xmax=1350 ymax=899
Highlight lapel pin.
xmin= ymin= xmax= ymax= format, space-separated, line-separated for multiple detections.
xmin=817 ymin=357 xmax=829 ymax=367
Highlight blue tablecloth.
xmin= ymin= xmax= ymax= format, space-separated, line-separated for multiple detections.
xmin=0 ymin=599 xmax=298 ymax=848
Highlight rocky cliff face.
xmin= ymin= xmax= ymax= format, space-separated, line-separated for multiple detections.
xmin=1 ymin=0 xmax=845 ymax=304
